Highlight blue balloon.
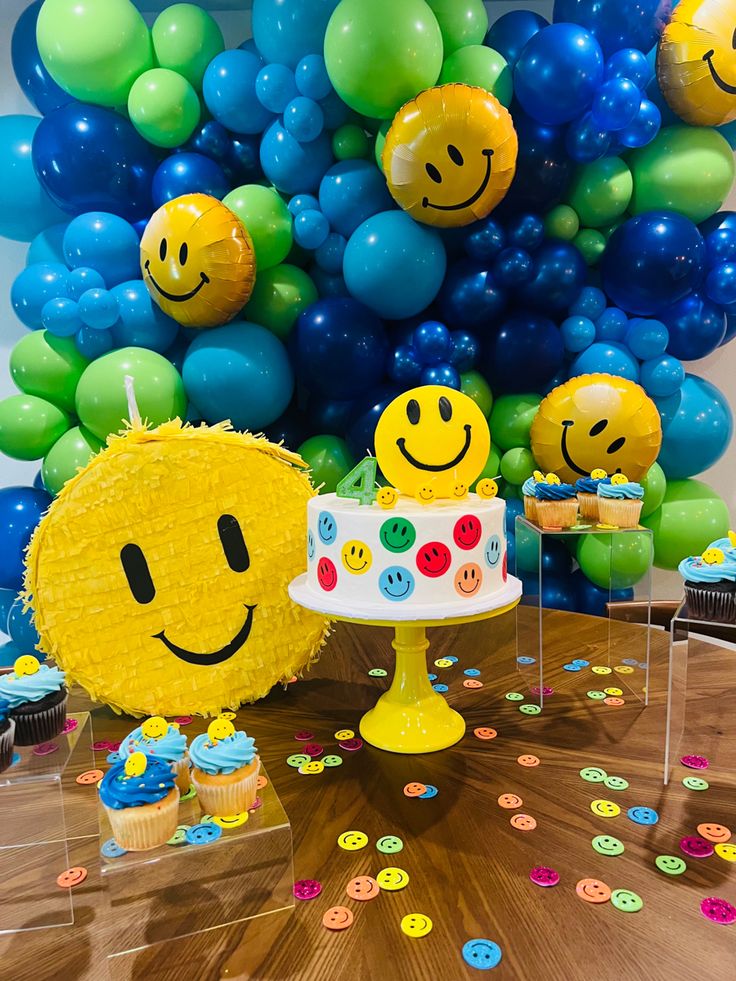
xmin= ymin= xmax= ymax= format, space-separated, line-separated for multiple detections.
xmin=78 ymin=289 xmax=119 ymax=331
xmin=561 ymin=315 xmax=596 ymax=352
xmin=508 ymin=214 xmax=545 ymax=251
xmin=260 ymin=120 xmax=333 ymax=194
xmin=252 ymin=0 xmax=341 ymax=69
xmin=294 ymin=297 xmax=388 ymax=399
xmin=705 ymin=226 xmax=736 ymax=265
xmin=184 ymin=321 xmax=294 ymax=430
xmin=225 ymin=135 xmax=263 ymax=186
xmin=67 ymin=267 xmax=106 ymax=300
xmin=504 ymin=110 xmax=573 ymax=211
xmin=152 ymin=154 xmax=229 ymax=208
xmin=595 ymin=306 xmax=628 ymax=342
xmin=76 ymin=326 xmax=113 ymax=359
xmin=32 ymin=104 xmax=160 ymax=222
xmin=413 ymin=321 xmax=451 ymax=365
xmin=706 ymin=263 xmax=736 ymax=307
xmin=0 ymin=115 xmax=67 ymax=240
xmin=63 ymin=212 xmax=140 ymax=287
xmin=592 ymin=77 xmax=640 ymax=131
xmin=657 ymin=374 xmax=733 ymax=478
xmin=541 ymin=573 xmax=578 ymax=611
xmin=255 ymin=64 xmax=298 ymax=113
xmin=663 ymin=293 xmax=726 ymax=361
xmin=42 ymin=296 xmax=82 ymax=337
xmin=0 ymin=589 xmax=16 ymax=636
xmin=0 ymin=641 xmax=22 ymax=668
xmin=388 ymin=344 xmax=422 ymax=384
xmin=421 ymin=364 xmax=460 ymax=389
xmin=463 ymin=217 xmax=506 ymax=261
xmin=625 ymin=318 xmax=668 ymax=360
xmin=296 ymin=54 xmax=332 ymax=100
xmin=494 ymin=247 xmax=533 ymax=287
xmin=486 ymin=312 xmax=564 ymax=393
xmin=306 ymin=395 xmax=356 ymax=435
xmin=11 ymin=262 xmax=69 ymax=329
xmin=26 ymin=222 xmax=68 ymax=266
xmin=0 ymin=486 xmax=52 ymax=591
xmin=344 ymin=211 xmax=447 ymax=320
xmin=602 ymin=212 xmax=705 ymax=315
xmin=7 ymin=597 xmax=39 ymax=653
xmin=263 ymin=403 xmax=309 ymax=449
xmin=524 ymin=241 xmax=586 ymax=313
xmin=640 ymin=354 xmax=684 ymax=398
xmin=449 ymin=331 xmax=479 ymax=371
xmin=570 ymin=285 xmax=607 ymax=320
xmin=570 ymin=341 xmax=639 ymax=381
xmin=203 ymin=51 xmax=273 ymax=135
xmin=605 ymin=48 xmax=652 ymax=89
xmin=346 ymin=386 xmax=400 ymax=459
xmin=505 ymin=498 xmax=524 ymax=536
xmin=289 ymin=194 xmax=320 ymax=216
xmin=110 ymin=281 xmax=179 ymax=353
xmin=485 ymin=10 xmax=548 ymax=68
xmin=187 ymin=120 xmax=231 ymax=161
xmin=572 ymin=569 xmax=633 ymax=616
xmin=553 ymin=0 xmax=669 ymax=58
xmin=11 ymin=2 xmax=75 ymax=115
xmin=283 ymin=97 xmax=324 ymax=143
xmin=617 ymin=98 xmax=661 ymax=148
xmin=565 ymin=111 xmax=611 ymax=163
xmin=514 ymin=24 xmax=604 ymax=125
xmin=309 ymin=265 xmax=349 ymax=297
xmin=319 ymin=160 xmax=393 ymax=238
xmin=293 ymin=209 xmax=330 ymax=250
xmin=506 ymin=530 xmax=516 ymax=571
xmin=439 ymin=259 xmax=507 ymax=330
xmin=314 ymin=232 xmax=346 ymax=274
xmin=319 ymin=90 xmax=351 ymax=130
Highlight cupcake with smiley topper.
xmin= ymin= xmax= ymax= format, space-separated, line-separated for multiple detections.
xmin=0 ymin=655 xmax=67 ymax=746
xmin=118 ymin=716 xmax=190 ymax=793
xmin=189 ymin=717 xmax=260 ymax=816
xmin=521 ymin=470 xmax=544 ymax=523
xmin=100 ymin=750 xmax=180 ymax=851
xmin=575 ymin=468 xmax=609 ymax=522
xmin=597 ymin=473 xmax=644 ymax=528
xmin=534 ymin=473 xmax=579 ymax=529
xmin=679 ymin=531 xmax=736 ymax=623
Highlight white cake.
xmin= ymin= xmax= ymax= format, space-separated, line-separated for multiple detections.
xmin=289 ymin=492 xmax=520 ymax=621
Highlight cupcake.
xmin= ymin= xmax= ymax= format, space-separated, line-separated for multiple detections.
xmin=0 ymin=699 xmax=15 ymax=773
xmin=679 ymin=536 xmax=736 ymax=623
xmin=0 ymin=655 xmax=67 ymax=746
xmin=521 ymin=470 xmax=544 ymax=522
xmin=118 ymin=716 xmax=190 ymax=792
xmin=534 ymin=474 xmax=578 ymax=528
xmin=189 ymin=719 xmax=259 ymax=816
xmin=100 ymin=751 xmax=180 ymax=851
xmin=597 ymin=473 xmax=643 ymax=527
xmin=575 ymin=468 xmax=608 ymax=521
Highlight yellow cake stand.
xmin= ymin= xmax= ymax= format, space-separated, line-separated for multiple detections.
xmin=289 ymin=575 xmax=521 ymax=754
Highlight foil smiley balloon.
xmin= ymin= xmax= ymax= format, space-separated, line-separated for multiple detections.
xmin=140 ymin=193 xmax=256 ymax=328
xmin=382 ymin=84 xmax=518 ymax=228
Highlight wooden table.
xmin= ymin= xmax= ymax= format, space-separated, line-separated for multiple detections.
xmin=0 ymin=609 xmax=734 ymax=981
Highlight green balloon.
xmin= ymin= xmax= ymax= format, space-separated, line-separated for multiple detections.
xmin=9 ymin=331 xmax=88 ymax=414
xmin=426 ymin=0 xmax=488 ymax=54
xmin=544 ymin=205 xmax=580 ymax=241
xmin=640 ymin=462 xmax=666 ymax=518
xmin=471 ymin=444 xmax=502 ymax=492
xmin=151 ymin=3 xmax=224 ymax=90
xmin=567 ymin=157 xmax=633 ymax=228
xmin=629 ymin=125 xmax=736 ymax=224
xmin=438 ymin=46 xmax=512 ymax=107
xmin=332 ymin=125 xmax=371 ymax=161
xmin=0 ymin=395 xmax=71 ymax=461
xmin=223 ymin=185 xmax=293 ymax=271
xmin=75 ymin=347 xmax=186 ymax=442
xmin=375 ymin=120 xmax=391 ymax=172
xmin=127 ymin=68 xmax=200 ymax=149
xmin=574 ymin=228 xmax=607 ymax=266
xmin=641 ymin=478 xmax=730 ymax=570
xmin=500 ymin=447 xmax=535 ymax=485
xmin=36 ymin=0 xmax=153 ymax=107
xmin=460 ymin=371 xmax=493 ymax=417
xmin=502 ymin=482 xmax=520 ymax=500
xmin=324 ymin=0 xmax=443 ymax=118
xmin=298 ymin=435 xmax=356 ymax=493
xmin=489 ymin=393 xmax=541 ymax=451
xmin=577 ymin=532 xmax=652 ymax=590
xmin=42 ymin=425 xmax=103 ymax=495
xmin=245 ymin=264 xmax=318 ymax=341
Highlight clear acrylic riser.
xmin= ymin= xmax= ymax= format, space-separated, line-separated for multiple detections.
xmin=515 ymin=517 xmax=653 ymax=708
xmin=664 ymin=600 xmax=736 ymax=785
xmin=101 ymin=756 xmax=294 ymax=975
xmin=0 ymin=712 xmax=95 ymax=934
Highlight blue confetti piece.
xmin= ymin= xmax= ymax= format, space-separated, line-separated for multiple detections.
xmin=432 ymin=683 xmax=449 ymax=693
xmin=627 ymin=806 xmax=659 ymax=826
xmin=517 ymin=656 xmax=536 ymax=665
xmin=464 ymin=668 xmax=481 ymax=677
xmin=563 ymin=663 xmax=581 ymax=672
xmin=419 ymin=784 xmax=438 ymax=799
xmin=427 ymin=673 xmax=437 ymax=681
xmin=571 ymin=659 xmax=590 ymax=667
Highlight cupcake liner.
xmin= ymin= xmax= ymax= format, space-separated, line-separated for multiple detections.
xmin=0 ymin=719 xmax=15 ymax=774
xmin=191 ymin=758 xmax=260 ymax=816
xmin=105 ymin=788 xmax=180 ymax=851
xmin=577 ymin=492 xmax=599 ymax=521
xmin=535 ymin=499 xmax=578 ymax=529
xmin=172 ymin=756 xmax=191 ymax=793
xmin=523 ymin=496 xmax=538 ymax=522
xmin=597 ymin=498 xmax=642 ymax=529
xmin=684 ymin=582 xmax=736 ymax=624
xmin=11 ymin=690 xmax=68 ymax=746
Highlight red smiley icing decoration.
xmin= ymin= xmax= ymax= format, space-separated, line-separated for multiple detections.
xmin=416 ymin=542 xmax=452 ymax=578
xmin=453 ymin=515 xmax=482 ymax=550
xmin=317 ymin=557 xmax=338 ymax=591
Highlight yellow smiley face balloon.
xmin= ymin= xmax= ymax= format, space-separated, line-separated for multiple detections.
xmin=140 ymin=194 xmax=256 ymax=328
xmin=374 ymin=385 xmax=491 ymax=498
xmin=530 ymin=374 xmax=661 ymax=484
xmin=24 ymin=419 xmax=328 ymax=718
xmin=657 ymin=0 xmax=736 ymax=127
xmin=382 ymin=84 xmax=518 ymax=228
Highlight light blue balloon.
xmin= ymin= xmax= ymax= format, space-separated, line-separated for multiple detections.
xmin=260 ymin=119 xmax=333 ymax=194
xmin=596 ymin=306 xmax=628 ymax=341
xmin=182 ymin=321 xmax=294 ymax=430
xmin=0 ymin=115 xmax=66 ymax=241
xmin=570 ymin=341 xmax=639 ymax=381
xmin=309 ymin=265 xmax=349 ymax=297
xmin=0 ymin=640 xmax=22 ymax=668
xmin=203 ymin=50 xmax=273 ymax=135
xmin=293 ymin=209 xmax=329 ymax=250
xmin=657 ymin=373 xmax=733 ymax=478
xmin=625 ymin=318 xmax=668 ymax=360
xmin=561 ymin=315 xmax=595 ymax=352
xmin=67 ymin=267 xmax=106 ymax=300
xmin=78 ymin=289 xmax=119 ymax=331
xmin=343 ymin=211 xmax=446 ymax=320
xmin=7 ymin=597 xmax=38 ymax=652
xmin=288 ymin=194 xmax=320 ymax=216
xmin=296 ymin=54 xmax=332 ymax=100
xmin=76 ymin=325 xmax=113 ymax=359
xmin=640 ymin=354 xmax=684 ymax=397
xmin=255 ymin=64 xmax=298 ymax=114
xmin=319 ymin=160 xmax=393 ymax=238
xmin=252 ymin=0 xmax=341 ymax=69
xmin=283 ymin=97 xmax=324 ymax=143
xmin=41 ymin=297 xmax=82 ymax=337
xmin=315 ymin=232 xmax=346 ymax=274
xmin=110 ymin=281 xmax=179 ymax=354
xmin=26 ymin=222 xmax=67 ymax=266
xmin=63 ymin=212 xmax=140 ymax=287
xmin=11 ymin=262 xmax=69 ymax=329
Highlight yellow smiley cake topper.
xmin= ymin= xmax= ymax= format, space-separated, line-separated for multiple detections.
xmin=207 ymin=717 xmax=236 ymax=743
xmin=140 ymin=193 xmax=256 ymax=328
xmin=124 ymin=751 xmax=148 ymax=778
xmin=382 ymin=84 xmax=518 ymax=228
xmin=24 ymin=418 xmax=328 ymax=718
xmin=657 ymin=0 xmax=736 ymax=127
xmin=14 ymin=654 xmax=40 ymax=677
xmin=140 ymin=716 xmax=168 ymax=740
xmin=374 ymin=385 xmax=491 ymax=499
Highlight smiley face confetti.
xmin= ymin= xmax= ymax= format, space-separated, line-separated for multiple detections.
xmin=529 ymin=866 xmax=559 ymax=887
xmin=337 ymin=830 xmax=368 ymax=851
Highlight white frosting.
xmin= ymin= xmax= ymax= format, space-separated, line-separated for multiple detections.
xmin=289 ymin=492 xmax=520 ymax=621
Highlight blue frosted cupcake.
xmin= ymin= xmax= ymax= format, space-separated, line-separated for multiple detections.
xmin=597 ymin=474 xmax=643 ymax=527
xmin=100 ymin=752 xmax=179 ymax=851
xmin=522 ymin=470 xmax=544 ymax=522
xmin=575 ymin=469 xmax=608 ymax=521
xmin=118 ymin=716 xmax=190 ymax=792
xmin=189 ymin=719 xmax=259 ymax=816
xmin=679 ymin=538 xmax=736 ymax=623
xmin=535 ymin=475 xmax=578 ymax=528
xmin=0 ymin=656 xmax=67 ymax=746
xmin=0 ymin=698 xmax=15 ymax=773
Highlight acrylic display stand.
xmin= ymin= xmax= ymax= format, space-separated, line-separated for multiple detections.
xmin=664 ymin=600 xmax=736 ymax=785
xmin=515 ymin=517 xmax=653 ymax=707
xmin=0 ymin=712 xmax=94 ymax=934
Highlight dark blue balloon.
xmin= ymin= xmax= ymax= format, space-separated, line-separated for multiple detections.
xmin=32 ymin=104 xmax=160 ymax=221
xmin=438 ymin=259 xmax=507 ymax=330
xmin=617 ymin=98 xmax=660 ymax=148
xmin=421 ymin=363 xmax=461 ymax=389
xmin=307 ymin=396 xmax=356 ymax=435
xmin=463 ymin=217 xmax=506 ymax=261
xmin=602 ymin=212 xmax=706 ymax=315
xmin=11 ymin=1 xmax=76 ymax=114
xmin=449 ymin=331 xmax=479 ymax=371
xmin=592 ymin=77 xmax=640 ymax=131
xmin=506 ymin=530 xmax=516 ymax=570
xmin=413 ymin=321 xmax=451 ymax=365
xmin=663 ymin=293 xmax=726 ymax=361
xmin=553 ymin=0 xmax=669 ymax=58
xmin=705 ymin=227 xmax=736 ymax=265
xmin=722 ymin=310 xmax=736 ymax=347
xmin=7 ymin=597 xmax=39 ymax=652
xmin=493 ymin=247 xmax=533 ymax=287
xmin=260 ymin=120 xmax=333 ymax=194
xmin=502 ymin=110 xmax=574 ymax=211
xmin=657 ymin=374 xmax=733 ymax=478
xmin=523 ymin=241 xmax=586 ymax=313
xmin=0 ymin=486 xmax=52 ymax=591
xmin=570 ymin=285 xmax=607 ymax=320
xmin=565 ymin=111 xmax=611 ymax=163
xmin=225 ymin=135 xmax=264 ymax=185
xmin=572 ymin=569 xmax=633 ymax=616
xmin=605 ymin=48 xmax=652 ymax=89
xmin=541 ymin=573 xmax=578 ymax=611
xmin=346 ymin=386 xmax=401 ymax=459
xmin=264 ymin=402 xmax=310 ymax=449
xmin=388 ymin=344 xmax=422 ymax=384
xmin=505 ymin=497 xmax=524 ymax=536
xmin=295 ymin=298 xmax=389 ymax=400
xmin=484 ymin=10 xmax=548 ymax=68
xmin=700 ymin=210 xmax=736 ymax=238
xmin=152 ymin=154 xmax=229 ymax=208
xmin=187 ymin=120 xmax=231 ymax=161
xmin=508 ymin=214 xmax=545 ymax=251
xmin=706 ymin=262 xmax=736 ymax=307
xmin=485 ymin=312 xmax=564 ymax=394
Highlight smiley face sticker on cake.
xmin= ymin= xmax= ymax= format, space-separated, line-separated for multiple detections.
xmin=341 ymin=541 xmax=372 ymax=575
xmin=455 ymin=563 xmax=483 ymax=597
xmin=380 ymin=518 xmax=416 ymax=554
xmin=484 ymin=535 xmax=501 ymax=568
xmin=378 ymin=567 xmax=415 ymax=602
xmin=453 ymin=515 xmax=482 ymax=550
xmin=317 ymin=512 xmax=337 ymax=545
xmin=416 ymin=542 xmax=452 ymax=578
xmin=317 ymin=557 xmax=338 ymax=591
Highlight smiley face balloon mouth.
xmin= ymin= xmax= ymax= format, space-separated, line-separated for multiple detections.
xmin=703 ymin=47 xmax=736 ymax=94
xmin=144 ymin=258 xmax=211 ymax=303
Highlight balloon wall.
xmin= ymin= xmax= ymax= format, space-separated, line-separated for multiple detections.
xmin=0 ymin=0 xmax=734 ymax=627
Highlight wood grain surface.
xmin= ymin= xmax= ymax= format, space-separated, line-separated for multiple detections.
xmin=0 ymin=608 xmax=734 ymax=981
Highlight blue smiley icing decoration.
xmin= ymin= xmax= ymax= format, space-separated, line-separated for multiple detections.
xmin=317 ymin=511 xmax=337 ymax=545
xmin=307 ymin=529 xmax=315 ymax=560
xmin=484 ymin=534 xmax=501 ymax=568
xmin=378 ymin=566 xmax=416 ymax=602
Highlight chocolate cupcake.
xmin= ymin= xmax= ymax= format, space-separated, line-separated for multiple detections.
xmin=0 ymin=656 xmax=67 ymax=746
xmin=678 ymin=537 xmax=736 ymax=624
xmin=0 ymin=699 xmax=15 ymax=773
